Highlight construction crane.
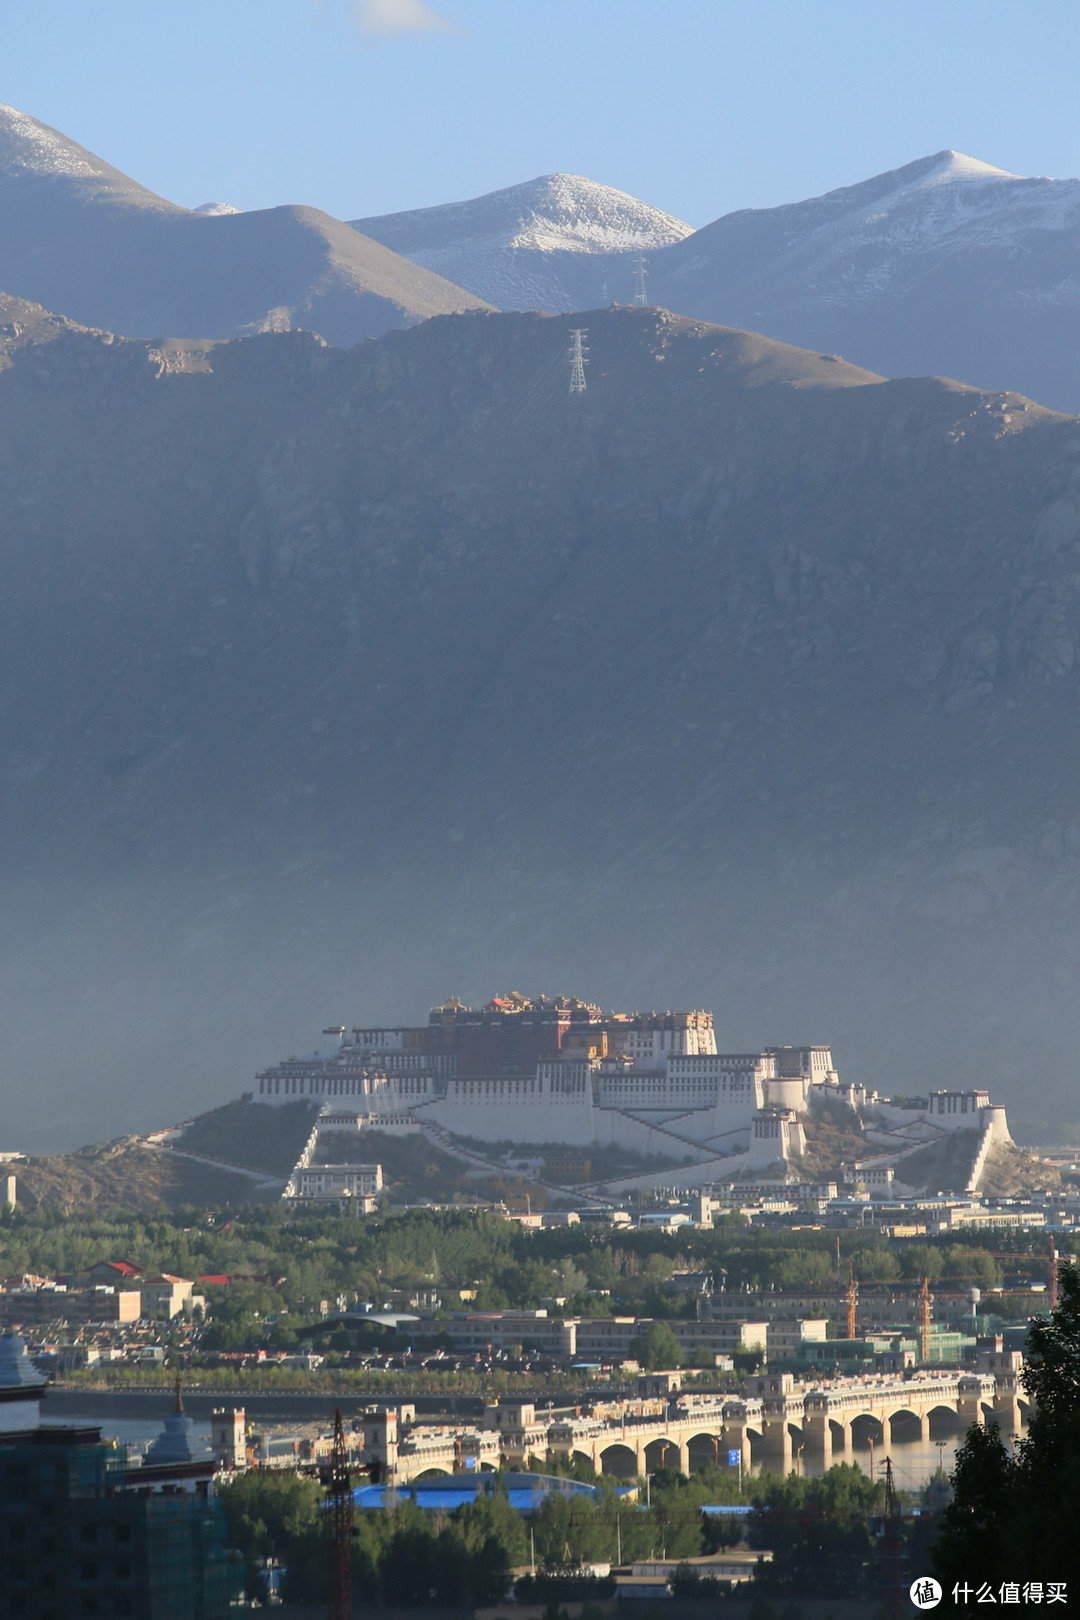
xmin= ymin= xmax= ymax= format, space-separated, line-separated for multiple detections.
xmin=880 ymin=1457 xmax=904 ymax=1620
xmin=918 ymin=1278 xmax=932 ymax=1364
xmin=1049 ymin=1236 xmax=1059 ymax=1310
xmin=845 ymin=1263 xmax=858 ymax=1341
xmin=324 ymin=1408 xmax=353 ymax=1620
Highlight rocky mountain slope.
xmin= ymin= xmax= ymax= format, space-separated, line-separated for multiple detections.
xmin=0 ymin=103 xmax=490 ymax=343
xmin=364 ymin=151 xmax=1080 ymax=412
xmin=4 ymin=298 xmax=1080 ymax=1150
xmin=12 ymin=1139 xmax=278 ymax=1214
xmin=352 ymin=173 xmax=691 ymax=312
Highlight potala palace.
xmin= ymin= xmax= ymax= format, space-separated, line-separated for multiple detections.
xmin=253 ymin=995 xmax=1013 ymax=1186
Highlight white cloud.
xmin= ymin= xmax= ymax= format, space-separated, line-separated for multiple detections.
xmin=351 ymin=0 xmax=461 ymax=36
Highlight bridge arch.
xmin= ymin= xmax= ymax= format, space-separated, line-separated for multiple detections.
xmin=599 ymin=1442 xmax=640 ymax=1480
xmin=850 ymin=1413 xmax=886 ymax=1451
xmin=926 ymin=1404 xmax=965 ymax=1440
xmin=888 ymin=1408 xmax=927 ymax=1444
xmin=413 ymin=1467 xmax=452 ymax=1481
xmin=686 ymin=1432 xmax=724 ymax=1474
xmin=645 ymin=1437 xmax=683 ymax=1475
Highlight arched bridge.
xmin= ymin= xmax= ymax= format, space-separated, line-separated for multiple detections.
xmin=491 ymin=1368 xmax=1030 ymax=1477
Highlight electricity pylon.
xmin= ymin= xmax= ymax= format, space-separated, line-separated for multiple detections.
xmin=568 ymin=328 xmax=588 ymax=394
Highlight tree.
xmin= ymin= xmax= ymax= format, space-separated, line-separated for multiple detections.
xmin=218 ymin=1471 xmax=322 ymax=1599
xmin=749 ymin=1465 xmax=884 ymax=1599
xmin=932 ymin=1264 xmax=1080 ymax=1599
xmin=669 ymin=1563 xmax=720 ymax=1598
xmin=930 ymin=1422 xmax=1018 ymax=1599
xmin=631 ymin=1321 xmax=684 ymax=1370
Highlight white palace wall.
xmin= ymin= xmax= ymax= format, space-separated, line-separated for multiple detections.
xmin=422 ymin=1073 xmax=596 ymax=1145
xmin=253 ymin=1027 xmax=1009 ymax=1161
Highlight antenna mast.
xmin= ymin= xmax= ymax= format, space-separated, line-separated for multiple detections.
xmin=568 ymin=328 xmax=589 ymax=394
xmin=633 ymin=252 xmax=648 ymax=306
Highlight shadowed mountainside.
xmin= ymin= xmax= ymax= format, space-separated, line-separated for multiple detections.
xmin=4 ymin=299 xmax=1080 ymax=1148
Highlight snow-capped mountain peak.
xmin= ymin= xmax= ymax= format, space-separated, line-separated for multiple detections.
xmin=0 ymin=102 xmax=489 ymax=344
xmin=916 ymin=149 xmax=1019 ymax=186
xmin=647 ymin=149 xmax=1080 ymax=411
xmin=811 ymin=148 xmax=1075 ymax=258
xmin=498 ymin=173 xmax=692 ymax=253
xmin=350 ymin=172 xmax=691 ymax=313
xmin=352 ymin=172 xmax=691 ymax=258
xmin=0 ymin=103 xmax=179 ymax=210
xmin=0 ymin=102 xmax=111 ymax=181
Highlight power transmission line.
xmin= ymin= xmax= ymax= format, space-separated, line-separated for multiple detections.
xmin=504 ymin=347 xmax=565 ymax=431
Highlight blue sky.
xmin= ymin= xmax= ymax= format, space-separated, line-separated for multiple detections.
xmin=5 ymin=0 xmax=1080 ymax=223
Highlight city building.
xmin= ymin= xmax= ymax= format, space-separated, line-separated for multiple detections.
xmin=441 ymin=1309 xmax=577 ymax=1358
xmin=0 ymin=1335 xmax=239 ymax=1618
xmin=87 ymin=1262 xmax=143 ymax=1288
xmin=289 ymin=1165 xmax=383 ymax=1204
xmin=281 ymin=1114 xmax=384 ymax=1208
xmin=140 ymin=1276 xmax=197 ymax=1320
xmin=0 ymin=1285 xmax=143 ymax=1328
xmin=210 ymin=1408 xmax=246 ymax=1471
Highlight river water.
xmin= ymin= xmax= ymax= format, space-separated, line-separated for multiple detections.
xmin=802 ymin=1435 xmax=959 ymax=1488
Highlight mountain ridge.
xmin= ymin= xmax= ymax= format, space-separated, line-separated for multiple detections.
xmin=648 ymin=148 xmax=1080 ymax=408
xmin=352 ymin=149 xmax=1080 ymax=410
xmin=0 ymin=102 xmax=178 ymax=205
xmin=0 ymin=103 xmax=492 ymax=344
